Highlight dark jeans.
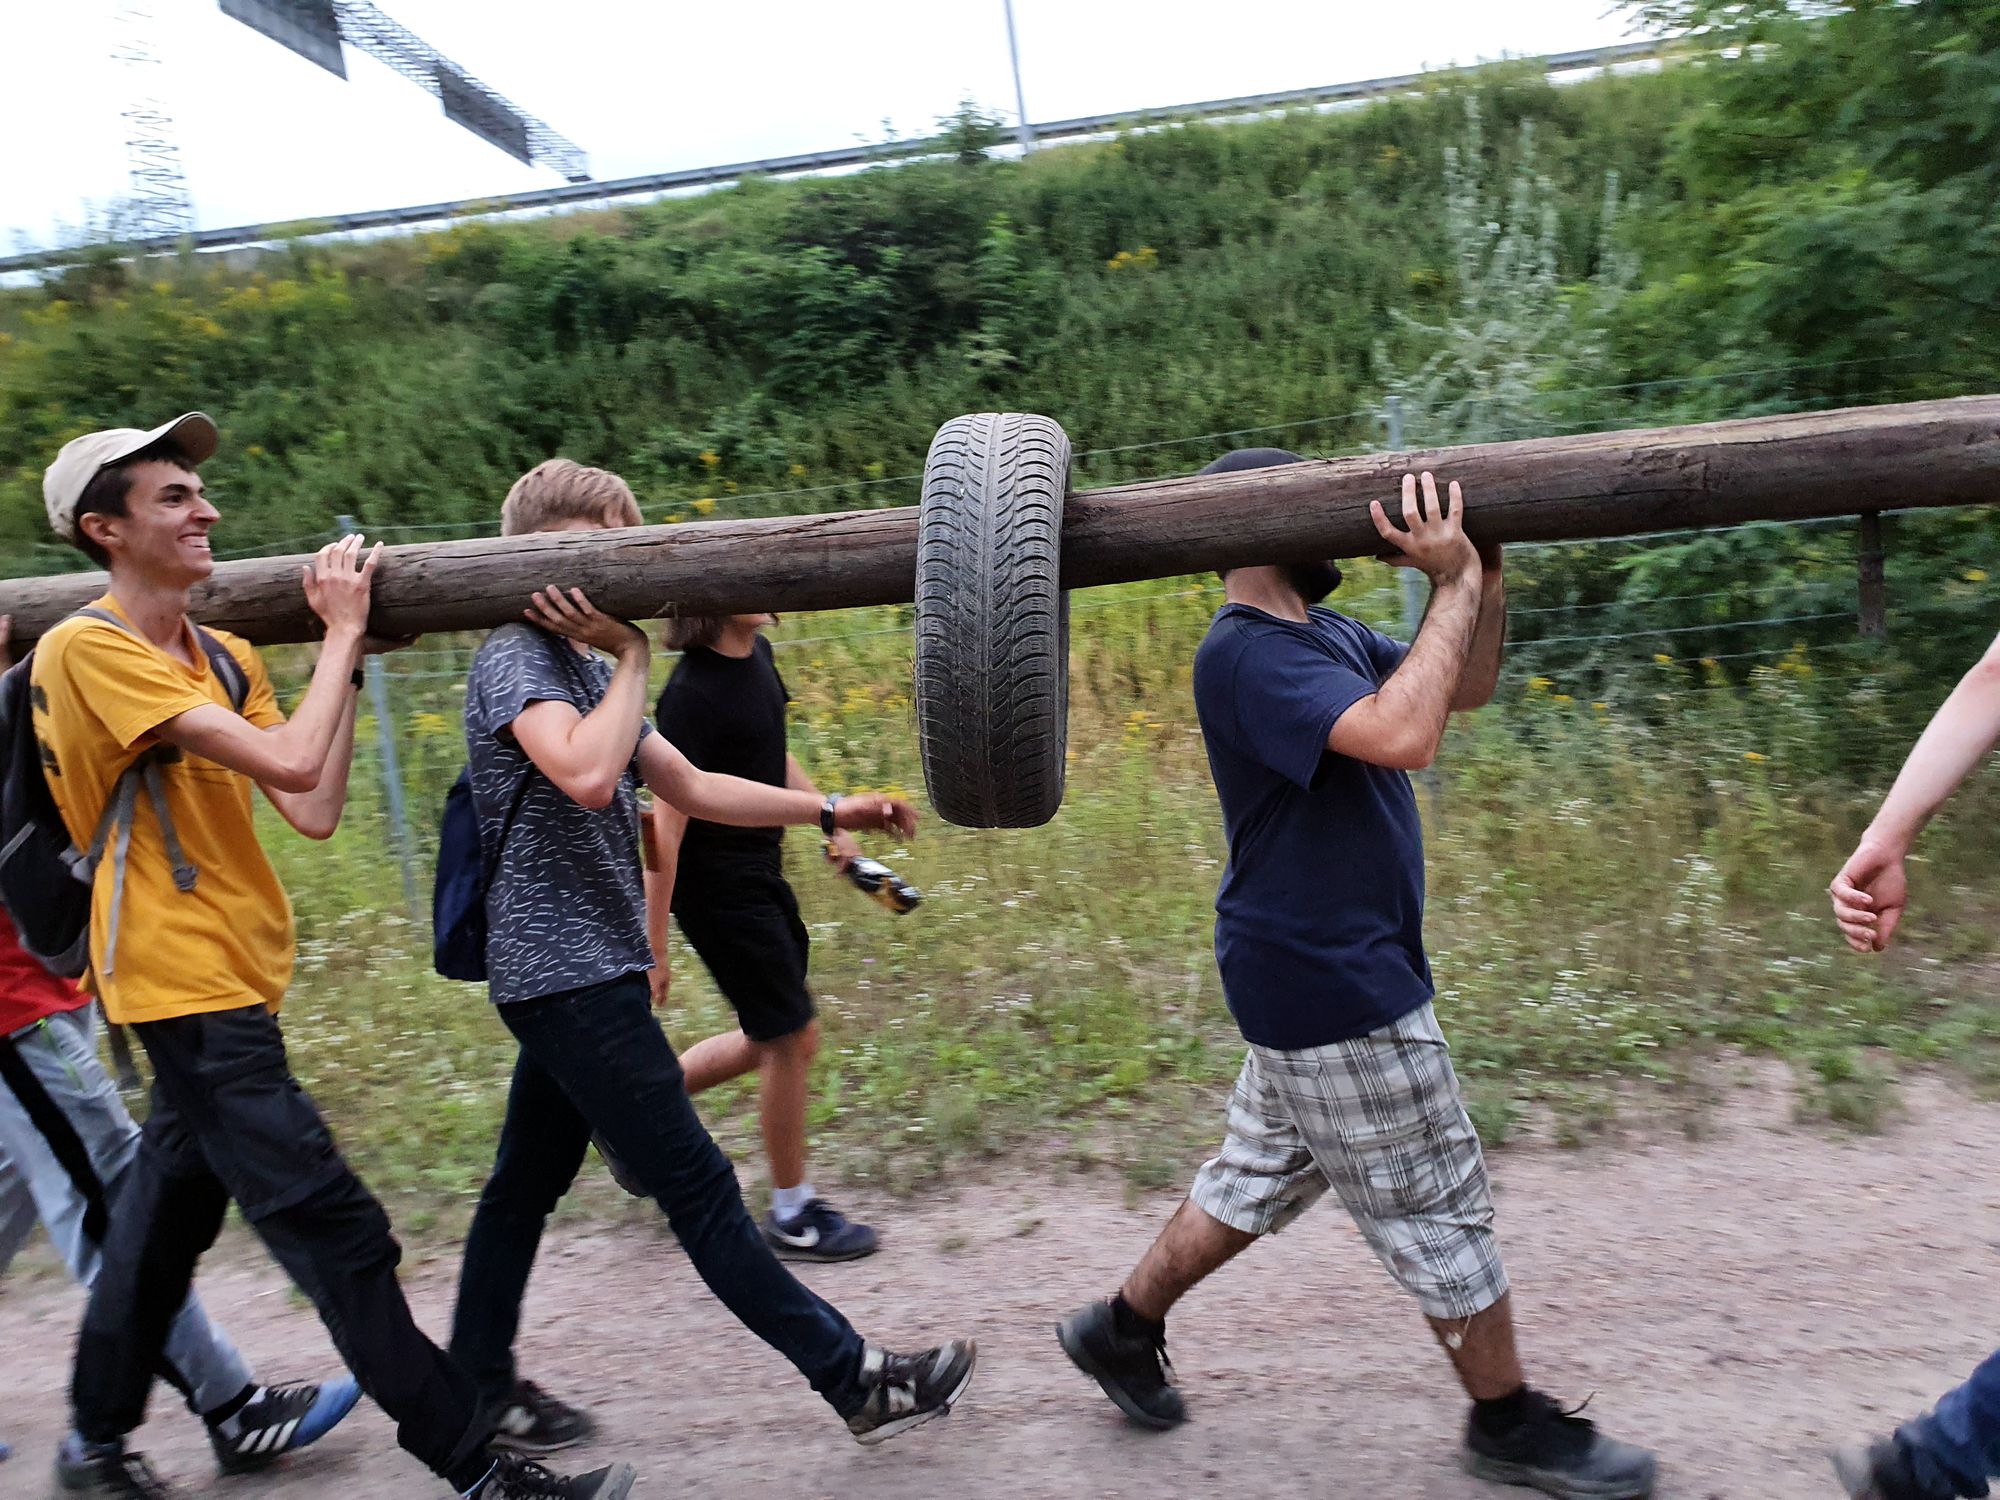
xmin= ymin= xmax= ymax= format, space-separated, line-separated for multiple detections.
xmin=1904 ymin=1347 xmax=2000 ymax=1497
xmin=71 ymin=1005 xmax=491 ymax=1489
xmin=448 ymin=972 xmax=867 ymax=1416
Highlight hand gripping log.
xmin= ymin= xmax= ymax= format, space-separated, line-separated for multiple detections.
xmin=1 ymin=398 xmax=1995 ymax=826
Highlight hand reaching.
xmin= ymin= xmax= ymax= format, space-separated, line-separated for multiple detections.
xmin=1829 ymin=839 xmax=1909 ymax=953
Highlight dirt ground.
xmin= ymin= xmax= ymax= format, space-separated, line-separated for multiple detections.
xmin=0 ymin=1065 xmax=1993 ymax=1500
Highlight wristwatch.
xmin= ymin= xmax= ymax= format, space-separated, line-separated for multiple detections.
xmin=819 ymin=794 xmax=841 ymax=838
xmin=349 ymin=667 xmax=365 ymax=690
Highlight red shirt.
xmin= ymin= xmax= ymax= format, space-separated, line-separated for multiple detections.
xmin=0 ymin=904 xmax=88 ymax=1036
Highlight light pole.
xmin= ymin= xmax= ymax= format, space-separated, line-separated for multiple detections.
xmin=1003 ymin=0 xmax=1036 ymax=153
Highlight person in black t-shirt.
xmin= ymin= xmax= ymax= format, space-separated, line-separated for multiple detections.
xmin=645 ymin=611 xmax=879 ymax=1262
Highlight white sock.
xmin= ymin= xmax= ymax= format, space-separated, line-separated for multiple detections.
xmin=772 ymin=1182 xmax=816 ymax=1220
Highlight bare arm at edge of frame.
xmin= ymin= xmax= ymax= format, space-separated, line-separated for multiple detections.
xmin=1830 ymin=626 xmax=2000 ymax=953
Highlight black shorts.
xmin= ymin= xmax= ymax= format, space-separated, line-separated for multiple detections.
xmin=672 ymin=865 xmax=815 ymax=1043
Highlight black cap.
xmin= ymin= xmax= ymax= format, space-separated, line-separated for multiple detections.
xmin=1197 ymin=447 xmax=1304 ymax=476
xmin=1198 ymin=447 xmax=1340 ymax=593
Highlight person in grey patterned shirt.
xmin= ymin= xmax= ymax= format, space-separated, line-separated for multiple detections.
xmin=447 ymin=460 xmax=977 ymax=1460
xmin=464 ymin=621 xmax=653 ymax=1006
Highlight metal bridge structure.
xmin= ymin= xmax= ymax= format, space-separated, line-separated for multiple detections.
xmin=3 ymin=36 xmax=1665 ymax=274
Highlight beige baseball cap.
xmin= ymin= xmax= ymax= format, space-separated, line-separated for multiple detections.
xmin=43 ymin=412 xmax=220 ymax=542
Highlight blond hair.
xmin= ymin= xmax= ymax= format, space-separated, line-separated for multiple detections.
xmin=500 ymin=458 xmax=642 ymax=537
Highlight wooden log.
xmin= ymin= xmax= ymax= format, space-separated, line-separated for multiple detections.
xmin=1 ymin=397 xmax=1995 ymax=647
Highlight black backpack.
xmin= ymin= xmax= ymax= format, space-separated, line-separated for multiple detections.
xmin=0 ymin=607 xmax=247 ymax=981
xmin=431 ymin=767 xmax=526 ymax=982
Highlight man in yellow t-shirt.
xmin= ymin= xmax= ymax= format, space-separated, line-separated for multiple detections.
xmin=35 ymin=415 xmax=634 ymax=1500
xmin=33 ymin=597 xmax=294 ymax=1024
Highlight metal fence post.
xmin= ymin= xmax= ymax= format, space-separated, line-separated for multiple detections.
xmin=1858 ymin=510 xmax=1887 ymax=638
xmin=337 ymin=516 xmax=421 ymax=926
xmin=1385 ymin=398 xmax=1427 ymax=641
xmin=1384 ymin=398 xmax=1442 ymax=813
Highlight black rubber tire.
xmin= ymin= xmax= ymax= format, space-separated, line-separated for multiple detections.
xmin=915 ymin=413 xmax=1071 ymax=828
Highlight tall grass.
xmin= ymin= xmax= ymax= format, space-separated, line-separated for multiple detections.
xmin=256 ymin=564 xmax=2000 ymax=1213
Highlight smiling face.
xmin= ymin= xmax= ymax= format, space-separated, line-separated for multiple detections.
xmin=79 ymin=459 xmax=218 ymax=587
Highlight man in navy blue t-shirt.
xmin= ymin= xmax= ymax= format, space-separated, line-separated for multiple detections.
xmin=1058 ymin=450 xmax=1656 ymax=1500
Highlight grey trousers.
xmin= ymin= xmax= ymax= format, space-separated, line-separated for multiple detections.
xmin=0 ymin=1003 xmax=253 ymax=1416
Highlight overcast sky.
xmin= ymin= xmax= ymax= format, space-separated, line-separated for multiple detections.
xmin=4 ymin=1 xmax=1647 ymax=250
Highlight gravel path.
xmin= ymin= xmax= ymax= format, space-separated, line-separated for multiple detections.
xmin=1 ymin=1066 xmax=1992 ymax=1498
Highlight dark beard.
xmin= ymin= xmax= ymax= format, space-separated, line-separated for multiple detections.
xmin=1285 ymin=560 xmax=1343 ymax=605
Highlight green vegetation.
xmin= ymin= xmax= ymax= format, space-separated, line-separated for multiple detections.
xmin=5 ymin=1 xmax=2000 ymax=1206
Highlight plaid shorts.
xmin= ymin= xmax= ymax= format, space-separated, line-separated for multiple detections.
xmin=1189 ymin=1002 xmax=1507 ymax=1321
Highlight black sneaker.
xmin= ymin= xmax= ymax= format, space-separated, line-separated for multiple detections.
xmin=764 ymin=1199 xmax=880 ymax=1262
xmin=54 ymin=1435 xmax=172 ymax=1498
xmin=1832 ymin=1437 xmax=1938 ymax=1500
xmin=471 ymin=1453 xmax=636 ymax=1499
xmin=1461 ymin=1391 xmax=1657 ymax=1499
xmin=489 ymin=1380 xmax=598 ymax=1456
xmin=844 ymin=1340 xmax=978 ymax=1445
xmin=1056 ymin=1299 xmax=1185 ymax=1431
xmin=207 ymin=1376 xmax=363 ymax=1474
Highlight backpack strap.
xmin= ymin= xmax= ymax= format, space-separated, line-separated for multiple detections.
xmin=62 ymin=608 xmax=223 ymax=979
xmin=192 ymin=627 xmax=249 ymax=714
xmin=103 ymin=1019 xmax=142 ymax=1094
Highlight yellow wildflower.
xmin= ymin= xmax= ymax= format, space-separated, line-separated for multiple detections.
xmin=1745 ymin=751 xmax=1766 ymax=763
xmin=690 ymin=498 xmax=717 ymax=516
xmin=698 ymin=450 xmax=721 ymax=469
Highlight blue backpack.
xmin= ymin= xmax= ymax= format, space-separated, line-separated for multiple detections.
xmin=431 ymin=768 xmax=527 ymax=981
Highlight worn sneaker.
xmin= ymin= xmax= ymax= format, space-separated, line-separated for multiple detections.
xmin=470 ymin=1453 xmax=637 ymax=1499
xmin=54 ymin=1435 xmax=172 ymax=1498
xmin=207 ymin=1376 xmax=363 ymax=1474
xmin=844 ymin=1340 xmax=978 ymax=1445
xmin=1832 ymin=1437 xmax=1934 ymax=1499
xmin=763 ymin=1199 xmax=880 ymax=1262
xmin=1461 ymin=1391 xmax=1657 ymax=1499
xmin=1056 ymin=1299 xmax=1185 ymax=1431
xmin=489 ymin=1380 xmax=598 ymax=1456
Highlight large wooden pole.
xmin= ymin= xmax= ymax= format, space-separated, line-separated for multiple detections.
xmin=2 ymin=397 xmax=1995 ymax=647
